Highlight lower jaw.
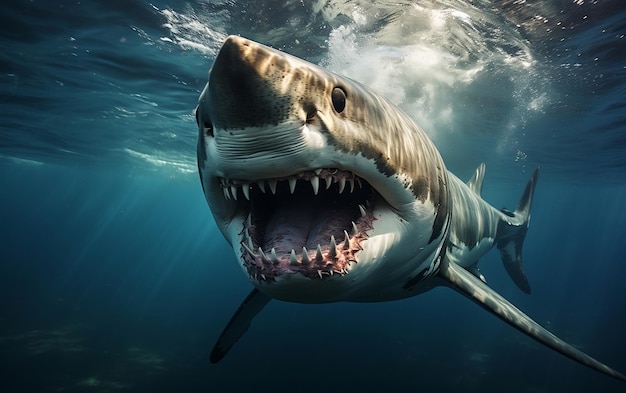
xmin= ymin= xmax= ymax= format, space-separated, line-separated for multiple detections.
xmin=238 ymin=207 xmax=375 ymax=282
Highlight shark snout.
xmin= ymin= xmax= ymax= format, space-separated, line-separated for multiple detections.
xmin=206 ymin=36 xmax=295 ymax=130
xmin=199 ymin=36 xmax=329 ymax=177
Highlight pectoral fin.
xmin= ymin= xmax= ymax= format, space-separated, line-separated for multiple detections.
xmin=438 ymin=260 xmax=626 ymax=381
xmin=210 ymin=288 xmax=271 ymax=363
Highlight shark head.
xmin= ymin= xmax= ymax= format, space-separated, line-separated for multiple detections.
xmin=196 ymin=36 xmax=449 ymax=302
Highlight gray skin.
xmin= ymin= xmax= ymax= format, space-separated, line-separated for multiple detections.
xmin=195 ymin=36 xmax=625 ymax=381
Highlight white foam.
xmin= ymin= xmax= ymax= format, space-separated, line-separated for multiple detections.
xmin=124 ymin=148 xmax=195 ymax=174
xmin=317 ymin=2 xmax=548 ymax=161
xmin=156 ymin=6 xmax=226 ymax=57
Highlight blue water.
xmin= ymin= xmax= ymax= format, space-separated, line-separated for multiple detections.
xmin=1 ymin=1 xmax=625 ymax=392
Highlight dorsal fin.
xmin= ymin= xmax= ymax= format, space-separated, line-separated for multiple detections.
xmin=466 ymin=163 xmax=486 ymax=196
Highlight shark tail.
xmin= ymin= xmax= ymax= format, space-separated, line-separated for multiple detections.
xmin=496 ymin=167 xmax=540 ymax=294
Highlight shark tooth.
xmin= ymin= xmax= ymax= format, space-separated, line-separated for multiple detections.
xmin=258 ymin=247 xmax=271 ymax=265
xmin=290 ymin=249 xmax=298 ymax=265
xmin=230 ymin=185 xmax=238 ymax=200
xmin=343 ymin=230 xmax=350 ymax=250
xmin=310 ymin=176 xmax=319 ymax=195
xmin=258 ymin=180 xmax=266 ymax=193
xmin=223 ymin=187 xmax=230 ymax=200
xmin=242 ymin=184 xmax=250 ymax=200
xmin=325 ymin=176 xmax=332 ymax=189
xmin=316 ymin=245 xmax=324 ymax=262
xmin=269 ymin=180 xmax=277 ymax=194
xmin=355 ymin=177 xmax=362 ymax=189
xmin=302 ymin=247 xmax=310 ymax=264
xmin=317 ymin=270 xmax=323 ymax=279
xmin=288 ymin=178 xmax=297 ymax=194
xmin=314 ymin=168 xmax=322 ymax=175
xmin=329 ymin=236 xmax=337 ymax=259
xmin=270 ymin=248 xmax=279 ymax=265
xmin=348 ymin=178 xmax=354 ymax=193
xmin=352 ymin=221 xmax=359 ymax=235
xmin=358 ymin=204 xmax=367 ymax=217
xmin=242 ymin=242 xmax=256 ymax=258
xmin=338 ymin=177 xmax=346 ymax=193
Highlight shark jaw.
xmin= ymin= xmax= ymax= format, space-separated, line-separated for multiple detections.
xmin=222 ymin=167 xmax=375 ymax=281
xmin=197 ymin=120 xmax=445 ymax=302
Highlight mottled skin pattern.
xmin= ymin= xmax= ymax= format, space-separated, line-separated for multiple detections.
xmin=197 ymin=37 xmax=626 ymax=380
xmin=205 ymin=36 xmax=448 ymax=210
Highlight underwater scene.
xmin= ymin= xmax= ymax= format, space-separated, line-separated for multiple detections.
xmin=1 ymin=1 xmax=626 ymax=392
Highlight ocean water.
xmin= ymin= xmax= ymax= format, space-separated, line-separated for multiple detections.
xmin=1 ymin=0 xmax=625 ymax=392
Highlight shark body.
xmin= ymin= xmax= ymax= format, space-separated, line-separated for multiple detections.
xmin=195 ymin=36 xmax=625 ymax=381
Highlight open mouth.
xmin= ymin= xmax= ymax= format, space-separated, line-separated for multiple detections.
xmin=219 ymin=168 xmax=377 ymax=282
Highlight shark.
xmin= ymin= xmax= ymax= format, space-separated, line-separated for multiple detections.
xmin=195 ymin=35 xmax=625 ymax=381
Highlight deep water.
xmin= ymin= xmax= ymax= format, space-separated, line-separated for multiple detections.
xmin=1 ymin=1 xmax=626 ymax=392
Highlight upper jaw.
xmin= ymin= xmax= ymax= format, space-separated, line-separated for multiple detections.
xmin=201 ymin=134 xmax=421 ymax=219
xmin=218 ymin=168 xmax=365 ymax=201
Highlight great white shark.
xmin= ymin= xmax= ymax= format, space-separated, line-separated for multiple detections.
xmin=195 ymin=35 xmax=625 ymax=381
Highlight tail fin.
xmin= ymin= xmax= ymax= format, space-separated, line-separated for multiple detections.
xmin=496 ymin=167 xmax=540 ymax=294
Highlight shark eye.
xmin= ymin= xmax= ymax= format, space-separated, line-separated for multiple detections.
xmin=331 ymin=87 xmax=346 ymax=113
